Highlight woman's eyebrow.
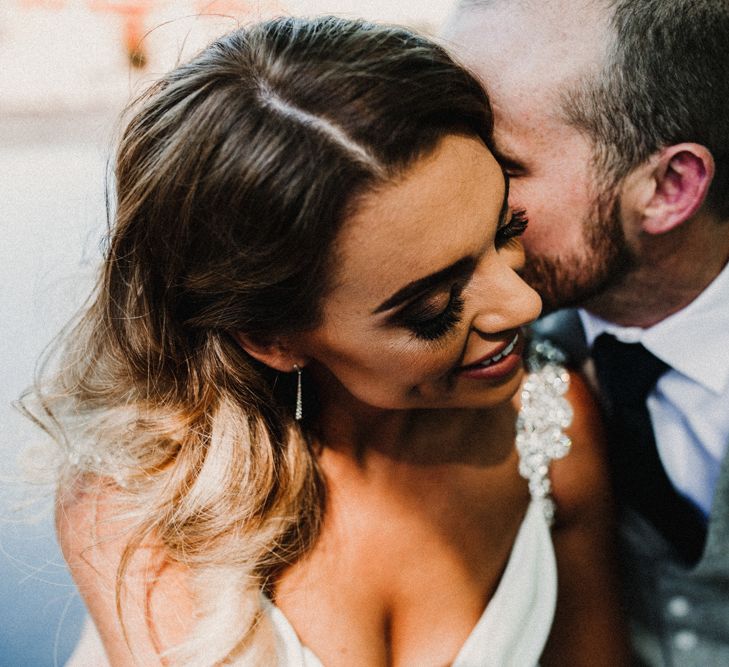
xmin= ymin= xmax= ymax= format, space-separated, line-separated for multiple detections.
xmin=373 ymin=257 xmax=476 ymax=314
xmin=373 ymin=172 xmax=509 ymax=315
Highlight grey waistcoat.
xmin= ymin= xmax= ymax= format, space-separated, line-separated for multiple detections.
xmin=621 ymin=449 xmax=729 ymax=667
xmin=533 ymin=310 xmax=729 ymax=667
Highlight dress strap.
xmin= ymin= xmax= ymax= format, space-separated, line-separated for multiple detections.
xmin=516 ymin=339 xmax=573 ymax=525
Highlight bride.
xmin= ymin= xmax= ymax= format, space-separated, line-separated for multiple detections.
xmin=30 ymin=15 xmax=628 ymax=666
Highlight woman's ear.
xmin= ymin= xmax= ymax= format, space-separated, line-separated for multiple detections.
xmin=623 ymin=143 xmax=715 ymax=236
xmin=232 ymin=332 xmax=306 ymax=373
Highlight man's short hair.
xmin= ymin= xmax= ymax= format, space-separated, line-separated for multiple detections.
xmin=564 ymin=0 xmax=729 ymax=219
xmin=458 ymin=0 xmax=729 ymax=218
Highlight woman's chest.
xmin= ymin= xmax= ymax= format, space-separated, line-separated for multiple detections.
xmin=273 ymin=468 xmax=530 ymax=666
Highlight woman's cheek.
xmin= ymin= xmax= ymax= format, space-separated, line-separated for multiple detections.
xmin=387 ymin=340 xmax=463 ymax=382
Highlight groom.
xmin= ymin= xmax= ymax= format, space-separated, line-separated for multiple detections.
xmin=445 ymin=1 xmax=729 ymax=665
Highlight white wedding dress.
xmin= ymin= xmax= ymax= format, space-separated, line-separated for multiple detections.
xmin=67 ymin=342 xmax=572 ymax=667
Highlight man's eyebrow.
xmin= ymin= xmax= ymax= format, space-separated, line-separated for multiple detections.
xmin=493 ymin=148 xmax=526 ymax=175
xmin=373 ymin=257 xmax=477 ymax=314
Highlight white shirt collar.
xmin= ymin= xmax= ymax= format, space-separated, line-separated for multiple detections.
xmin=579 ymin=261 xmax=729 ymax=395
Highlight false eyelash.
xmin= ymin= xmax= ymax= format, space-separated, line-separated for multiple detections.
xmin=403 ymin=286 xmax=466 ymax=342
xmin=496 ymin=208 xmax=529 ymax=246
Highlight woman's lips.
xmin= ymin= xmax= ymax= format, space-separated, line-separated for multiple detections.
xmin=457 ymin=331 xmax=525 ymax=381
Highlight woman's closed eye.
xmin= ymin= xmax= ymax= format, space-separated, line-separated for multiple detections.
xmin=382 ymin=209 xmax=527 ymax=343
xmin=398 ymin=283 xmax=466 ymax=342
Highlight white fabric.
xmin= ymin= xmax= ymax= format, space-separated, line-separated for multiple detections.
xmin=448 ymin=497 xmax=556 ymax=667
xmin=265 ymin=599 xmax=324 ymax=667
xmin=579 ymin=260 xmax=729 ymax=516
xmin=67 ymin=498 xmax=556 ymax=667
xmin=65 ymin=617 xmax=108 ymax=667
xmin=265 ymin=497 xmax=556 ymax=667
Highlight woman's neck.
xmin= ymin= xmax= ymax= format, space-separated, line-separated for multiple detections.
xmin=310 ymin=370 xmax=517 ymax=471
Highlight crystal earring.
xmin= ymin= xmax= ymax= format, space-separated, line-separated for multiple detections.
xmin=293 ymin=364 xmax=303 ymax=421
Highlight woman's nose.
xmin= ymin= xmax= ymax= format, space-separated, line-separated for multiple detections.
xmin=470 ymin=246 xmax=542 ymax=333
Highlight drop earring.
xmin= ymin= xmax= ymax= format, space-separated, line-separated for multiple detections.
xmin=293 ymin=364 xmax=303 ymax=421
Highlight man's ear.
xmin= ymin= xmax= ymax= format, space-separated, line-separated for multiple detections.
xmin=233 ymin=331 xmax=306 ymax=373
xmin=624 ymin=143 xmax=715 ymax=235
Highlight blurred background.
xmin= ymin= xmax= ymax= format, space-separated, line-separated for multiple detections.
xmin=0 ymin=1 xmax=457 ymax=665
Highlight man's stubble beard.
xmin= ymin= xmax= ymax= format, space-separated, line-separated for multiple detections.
xmin=521 ymin=187 xmax=636 ymax=315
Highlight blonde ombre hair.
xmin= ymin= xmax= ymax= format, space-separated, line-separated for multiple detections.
xmin=22 ymin=16 xmax=494 ymax=665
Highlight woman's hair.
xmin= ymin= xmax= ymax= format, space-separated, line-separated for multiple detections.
xmin=24 ymin=15 xmax=493 ymax=664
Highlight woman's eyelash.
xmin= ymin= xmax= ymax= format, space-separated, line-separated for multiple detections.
xmin=401 ymin=285 xmax=466 ymax=342
xmin=496 ymin=208 xmax=529 ymax=246
xmin=391 ymin=210 xmax=527 ymax=342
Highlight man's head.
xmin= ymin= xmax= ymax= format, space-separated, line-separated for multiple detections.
xmin=444 ymin=0 xmax=729 ymax=322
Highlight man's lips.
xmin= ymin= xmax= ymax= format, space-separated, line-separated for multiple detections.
xmin=459 ymin=331 xmax=521 ymax=371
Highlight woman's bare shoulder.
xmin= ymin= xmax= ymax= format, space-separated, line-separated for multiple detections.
xmin=548 ymin=370 xmax=612 ymax=523
xmin=57 ymin=477 xmax=130 ymax=560
xmin=57 ymin=477 xmax=194 ymax=666
xmin=537 ymin=372 xmax=630 ymax=664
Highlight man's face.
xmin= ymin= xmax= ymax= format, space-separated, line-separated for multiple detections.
xmin=490 ymin=87 xmax=634 ymax=313
xmin=444 ymin=3 xmax=635 ymax=313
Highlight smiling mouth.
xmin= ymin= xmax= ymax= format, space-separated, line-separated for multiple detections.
xmin=461 ymin=332 xmax=520 ymax=370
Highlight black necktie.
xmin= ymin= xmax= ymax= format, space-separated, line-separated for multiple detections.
xmin=592 ymin=333 xmax=706 ymax=565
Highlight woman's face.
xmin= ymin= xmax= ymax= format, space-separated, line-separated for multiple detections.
xmin=296 ymin=134 xmax=542 ymax=411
